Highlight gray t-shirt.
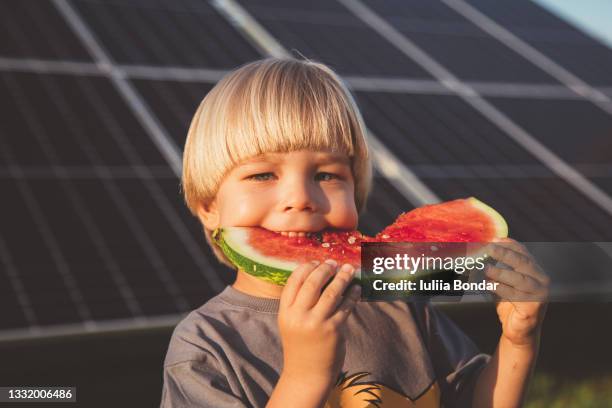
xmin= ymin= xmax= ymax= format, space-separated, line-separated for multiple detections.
xmin=160 ymin=285 xmax=489 ymax=408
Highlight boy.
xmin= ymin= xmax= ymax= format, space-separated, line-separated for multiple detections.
xmin=161 ymin=58 xmax=549 ymax=407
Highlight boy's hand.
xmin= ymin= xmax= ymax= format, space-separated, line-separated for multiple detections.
xmin=484 ymin=238 xmax=550 ymax=347
xmin=278 ymin=260 xmax=360 ymax=387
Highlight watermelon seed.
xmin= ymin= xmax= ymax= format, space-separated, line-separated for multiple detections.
xmin=347 ymin=236 xmax=356 ymax=244
xmin=321 ymin=243 xmax=330 ymax=248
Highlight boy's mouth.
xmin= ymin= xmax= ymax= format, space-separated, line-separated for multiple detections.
xmin=277 ymin=231 xmax=314 ymax=237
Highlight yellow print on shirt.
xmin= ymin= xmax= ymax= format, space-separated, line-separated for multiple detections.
xmin=324 ymin=371 xmax=440 ymax=408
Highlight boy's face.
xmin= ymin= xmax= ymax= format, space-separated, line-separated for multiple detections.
xmin=198 ymin=149 xmax=358 ymax=234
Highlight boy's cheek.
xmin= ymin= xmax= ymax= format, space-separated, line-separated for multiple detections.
xmin=328 ymin=196 xmax=359 ymax=229
xmin=218 ymin=192 xmax=270 ymax=226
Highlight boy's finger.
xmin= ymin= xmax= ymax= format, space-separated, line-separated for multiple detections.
xmin=487 ymin=242 xmax=550 ymax=285
xmin=493 ymin=238 xmax=530 ymax=256
xmin=281 ymin=261 xmax=321 ymax=309
xmin=293 ymin=260 xmax=338 ymax=310
xmin=485 ymin=265 xmax=541 ymax=294
xmin=312 ymin=264 xmax=356 ymax=319
xmin=330 ymin=285 xmax=361 ymax=326
xmin=485 ymin=243 xmax=532 ymax=271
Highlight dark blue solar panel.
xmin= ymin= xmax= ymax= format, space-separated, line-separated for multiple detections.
xmin=397 ymin=30 xmax=559 ymax=83
xmin=0 ymin=0 xmax=92 ymax=61
xmin=421 ymin=177 xmax=612 ymax=241
xmin=354 ymin=91 xmax=540 ymax=165
xmin=467 ymin=0 xmax=612 ymax=85
xmin=594 ymin=178 xmax=612 ymax=196
xmin=486 ymin=97 xmax=612 ymax=164
xmin=364 ymin=0 xmax=484 ymax=24
xmin=131 ymin=79 xmax=213 ymax=147
xmin=354 ymin=91 xmax=612 ymax=241
xmin=240 ymin=3 xmax=434 ymax=77
xmin=0 ymin=71 xmax=235 ymax=331
xmin=361 ymin=0 xmax=558 ymax=83
xmin=241 ymin=0 xmax=350 ymax=14
xmin=0 ymin=71 xmax=168 ymax=167
xmin=523 ymin=41 xmax=612 ymax=86
xmin=487 ymin=97 xmax=612 ymax=202
xmin=0 ymin=264 xmax=29 ymax=329
xmin=466 ymin=0 xmax=589 ymax=32
xmin=71 ymin=0 xmax=262 ymax=68
xmin=359 ymin=174 xmax=414 ymax=236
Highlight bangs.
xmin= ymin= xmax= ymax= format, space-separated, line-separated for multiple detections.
xmin=221 ymin=61 xmax=357 ymax=166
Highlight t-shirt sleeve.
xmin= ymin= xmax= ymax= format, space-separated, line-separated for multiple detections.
xmin=160 ymin=354 xmax=248 ymax=408
xmin=412 ymin=301 xmax=491 ymax=408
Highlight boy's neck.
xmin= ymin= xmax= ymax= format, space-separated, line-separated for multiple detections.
xmin=232 ymin=270 xmax=284 ymax=299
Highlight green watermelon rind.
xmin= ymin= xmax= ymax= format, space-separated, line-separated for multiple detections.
xmin=213 ymin=228 xmax=292 ymax=285
xmin=468 ymin=197 xmax=509 ymax=238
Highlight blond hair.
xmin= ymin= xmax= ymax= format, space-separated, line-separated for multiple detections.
xmin=182 ymin=57 xmax=372 ymax=268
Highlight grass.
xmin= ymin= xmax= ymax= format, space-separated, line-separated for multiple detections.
xmin=526 ymin=373 xmax=612 ymax=408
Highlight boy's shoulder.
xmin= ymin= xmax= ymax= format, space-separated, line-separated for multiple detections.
xmin=164 ymin=286 xmax=280 ymax=366
xmin=163 ymin=287 xmax=233 ymax=366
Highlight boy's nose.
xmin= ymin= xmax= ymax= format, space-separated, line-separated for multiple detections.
xmin=279 ymin=181 xmax=318 ymax=213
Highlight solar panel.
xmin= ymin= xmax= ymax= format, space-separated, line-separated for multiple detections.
xmin=0 ymin=71 xmax=233 ymax=332
xmin=241 ymin=0 xmax=351 ymax=14
xmin=239 ymin=2 xmax=434 ymax=77
xmin=358 ymin=174 xmax=415 ymax=235
xmin=1 ymin=0 xmax=611 ymax=339
xmin=353 ymin=91 xmax=612 ymax=241
xmin=421 ymin=177 xmax=612 ymax=241
xmin=395 ymin=31 xmax=559 ymax=83
xmin=130 ymin=79 xmax=214 ymax=146
xmin=355 ymin=92 xmax=540 ymax=165
xmin=487 ymin=97 xmax=612 ymax=197
xmin=1 ymin=71 xmax=168 ymax=166
xmin=0 ymin=0 xmax=92 ymax=61
xmin=70 ymin=0 xmax=261 ymax=67
xmin=466 ymin=0 xmax=592 ymax=32
xmin=465 ymin=0 xmax=612 ymax=85
xmin=360 ymin=0 xmax=559 ymax=83
xmin=594 ymin=178 xmax=612 ymax=196
xmin=486 ymin=97 xmax=612 ymax=164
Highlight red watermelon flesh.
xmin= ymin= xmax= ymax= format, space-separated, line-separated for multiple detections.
xmin=212 ymin=197 xmax=508 ymax=285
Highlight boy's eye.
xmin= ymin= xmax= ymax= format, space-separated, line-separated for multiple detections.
xmin=245 ymin=172 xmax=341 ymax=182
xmin=316 ymin=172 xmax=341 ymax=182
xmin=246 ymin=172 xmax=275 ymax=181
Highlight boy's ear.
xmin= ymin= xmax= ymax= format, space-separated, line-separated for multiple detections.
xmin=196 ymin=200 xmax=220 ymax=230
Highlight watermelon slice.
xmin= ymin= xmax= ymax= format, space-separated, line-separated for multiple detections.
xmin=212 ymin=197 xmax=508 ymax=285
